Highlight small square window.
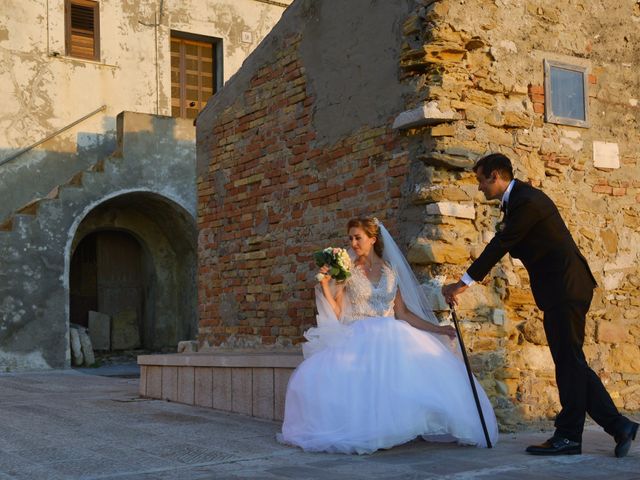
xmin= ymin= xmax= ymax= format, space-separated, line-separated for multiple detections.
xmin=544 ymin=59 xmax=589 ymax=128
xmin=65 ymin=0 xmax=100 ymax=61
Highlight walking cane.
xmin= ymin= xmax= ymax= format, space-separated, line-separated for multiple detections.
xmin=449 ymin=303 xmax=493 ymax=448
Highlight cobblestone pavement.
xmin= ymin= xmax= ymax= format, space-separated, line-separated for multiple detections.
xmin=0 ymin=371 xmax=638 ymax=480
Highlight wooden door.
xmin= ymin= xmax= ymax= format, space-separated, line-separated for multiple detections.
xmin=171 ymin=36 xmax=216 ymax=119
xmin=70 ymin=231 xmax=145 ymax=347
xmin=96 ymin=231 xmax=143 ymax=322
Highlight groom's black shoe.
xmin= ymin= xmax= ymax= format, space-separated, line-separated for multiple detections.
xmin=614 ymin=421 xmax=639 ymax=458
xmin=525 ymin=436 xmax=581 ymax=455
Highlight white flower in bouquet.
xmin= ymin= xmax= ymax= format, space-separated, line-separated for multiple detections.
xmin=313 ymin=247 xmax=352 ymax=283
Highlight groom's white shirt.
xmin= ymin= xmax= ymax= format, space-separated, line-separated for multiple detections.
xmin=461 ymin=179 xmax=516 ymax=286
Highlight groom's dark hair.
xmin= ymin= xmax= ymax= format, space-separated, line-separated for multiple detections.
xmin=473 ymin=153 xmax=514 ymax=180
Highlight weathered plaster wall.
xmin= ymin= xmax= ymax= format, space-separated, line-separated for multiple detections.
xmin=0 ymin=112 xmax=196 ymax=370
xmin=0 ymin=0 xmax=291 ymax=221
xmin=395 ymin=0 xmax=640 ymax=427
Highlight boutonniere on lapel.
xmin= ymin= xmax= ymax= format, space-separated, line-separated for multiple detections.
xmin=496 ymin=201 xmax=507 ymax=234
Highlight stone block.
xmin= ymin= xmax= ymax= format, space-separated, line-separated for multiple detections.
xmin=412 ymin=184 xmax=471 ymax=204
xmin=146 ymin=366 xmax=162 ymax=398
xmin=607 ymin=344 xmax=640 ymax=373
xmin=519 ymin=318 xmax=547 ymax=345
xmin=597 ymin=321 xmax=631 ymax=344
xmin=111 ymin=309 xmax=140 ymax=350
xmin=419 ymin=147 xmax=480 ymax=170
xmin=593 ymin=141 xmax=620 ymax=169
xmin=139 ymin=366 xmax=147 ymax=396
xmin=252 ymin=368 xmax=274 ymax=419
xmin=482 ymin=126 xmax=515 ymax=146
xmin=506 ymin=287 xmax=535 ymax=305
xmin=463 ymin=89 xmax=496 ymax=108
xmin=512 ymin=344 xmax=554 ymax=372
xmin=231 ymin=368 xmax=252 ymax=415
xmin=161 ymin=366 xmax=178 ymax=401
xmin=194 ymin=367 xmax=213 ymax=408
xmin=69 ymin=327 xmax=84 ymax=367
xmin=392 ymin=101 xmax=459 ymax=130
xmin=560 ymin=130 xmax=583 ymax=152
xmin=423 ymin=43 xmax=466 ymax=63
xmin=604 ymin=253 xmax=635 ymax=272
xmin=431 ymin=124 xmax=456 ymax=136
xmin=77 ymin=327 xmax=95 ymax=366
xmin=407 ymin=239 xmax=470 ymax=265
xmin=603 ymin=271 xmax=625 ymax=291
xmin=426 ymin=201 xmax=475 ymax=219
xmin=177 ymin=341 xmax=198 ymax=353
xmin=503 ymin=111 xmax=532 ymax=128
xmin=88 ymin=311 xmax=110 ymax=351
xmin=274 ymin=368 xmax=292 ymax=421
xmin=212 ymin=367 xmax=232 ymax=411
xmin=178 ymin=367 xmax=195 ymax=405
xmin=491 ymin=309 xmax=506 ymax=326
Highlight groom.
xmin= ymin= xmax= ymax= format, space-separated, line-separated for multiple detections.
xmin=442 ymin=153 xmax=638 ymax=457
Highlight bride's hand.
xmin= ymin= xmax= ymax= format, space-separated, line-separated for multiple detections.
xmin=316 ymin=265 xmax=331 ymax=284
xmin=437 ymin=325 xmax=457 ymax=339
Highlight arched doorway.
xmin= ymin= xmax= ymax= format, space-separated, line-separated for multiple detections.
xmin=68 ymin=192 xmax=197 ymax=356
xmin=70 ymin=230 xmax=152 ymax=350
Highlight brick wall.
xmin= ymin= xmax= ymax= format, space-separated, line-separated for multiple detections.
xmin=197 ymin=35 xmax=408 ymax=349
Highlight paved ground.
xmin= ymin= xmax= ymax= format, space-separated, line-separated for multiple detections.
xmin=0 ymin=370 xmax=638 ymax=480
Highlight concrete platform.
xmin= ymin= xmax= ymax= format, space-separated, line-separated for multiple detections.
xmin=0 ymin=370 xmax=638 ymax=480
xmin=137 ymin=352 xmax=303 ymax=421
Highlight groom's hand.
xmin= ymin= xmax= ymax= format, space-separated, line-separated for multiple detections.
xmin=441 ymin=281 xmax=468 ymax=306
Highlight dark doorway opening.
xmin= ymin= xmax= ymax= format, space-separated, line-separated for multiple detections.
xmin=70 ymin=230 xmax=151 ymax=350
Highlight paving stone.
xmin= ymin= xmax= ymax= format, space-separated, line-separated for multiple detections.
xmin=0 ymin=372 xmax=638 ymax=480
xmin=88 ymin=311 xmax=111 ymax=351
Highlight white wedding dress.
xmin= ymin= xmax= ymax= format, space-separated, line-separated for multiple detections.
xmin=278 ymin=264 xmax=499 ymax=454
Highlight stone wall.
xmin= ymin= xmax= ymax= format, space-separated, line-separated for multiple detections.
xmin=396 ymin=0 xmax=640 ymax=427
xmin=196 ymin=0 xmax=640 ymax=429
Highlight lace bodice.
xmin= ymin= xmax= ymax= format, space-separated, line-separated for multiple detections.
xmin=342 ymin=264 xmax=397 ymax=323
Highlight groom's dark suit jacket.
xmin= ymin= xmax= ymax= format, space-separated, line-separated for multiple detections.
xmin=467 ymin=179 xmax=596 ymax=311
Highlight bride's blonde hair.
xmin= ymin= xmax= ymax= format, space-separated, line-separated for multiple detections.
xmin=347 ymin=217 xmax=384 ymax=257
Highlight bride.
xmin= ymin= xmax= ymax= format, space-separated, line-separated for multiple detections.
xmin=278 ymin=217 xmax=499 ymax=454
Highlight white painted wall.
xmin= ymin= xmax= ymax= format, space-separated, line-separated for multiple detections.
xmin=0 ymin=0 xmax=291 ymax=152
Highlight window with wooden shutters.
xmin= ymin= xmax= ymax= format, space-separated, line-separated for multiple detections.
xmin=170 ymin=34 xmax=217 ymax=119
xmin=65 ymin=0 xmax=100 ymax=61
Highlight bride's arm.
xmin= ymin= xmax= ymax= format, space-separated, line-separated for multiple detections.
xmin=318 ymin=265 xmax=344 ymax=318
xmin=394 ymin=290 xmax=456 ymax=338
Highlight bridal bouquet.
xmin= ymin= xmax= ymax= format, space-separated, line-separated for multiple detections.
xmin=314 ymin=247 xmax=352 ymax=283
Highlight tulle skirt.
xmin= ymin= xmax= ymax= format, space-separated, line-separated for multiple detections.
xmin=278 ymin=316 xmax=499 ymax=454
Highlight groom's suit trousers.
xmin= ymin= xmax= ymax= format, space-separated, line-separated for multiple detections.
xmin=543 ymin=295 xmax=624 ymax=441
